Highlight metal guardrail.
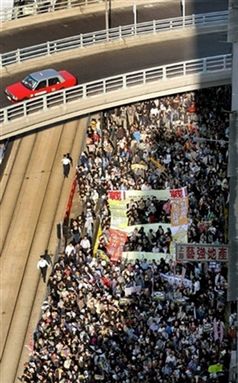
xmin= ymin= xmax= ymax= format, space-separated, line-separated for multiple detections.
xmin=0 ymin=11 xmax=228 ymax=68
xmin=0 ymin=54 xmax=232 ymax=126
xmin=0 ymin=0 xmax=105 ymax=22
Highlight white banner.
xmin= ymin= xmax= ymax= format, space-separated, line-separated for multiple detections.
xmin=176 ymin=244 xmax=228 ymax=262
xmin=122 ymin=251 xmax=174 ymax=263
xmin=160 ymin=273 xmax=193 ymax=289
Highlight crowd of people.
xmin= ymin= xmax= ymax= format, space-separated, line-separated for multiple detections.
xmin=126 ymin=196 xmax=171 ymax=226
xmin=19 ymin=86 xmax=237 ymax=383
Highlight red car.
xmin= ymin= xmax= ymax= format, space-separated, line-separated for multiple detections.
xmin=5 ymin=68 xmax=77 ymax=103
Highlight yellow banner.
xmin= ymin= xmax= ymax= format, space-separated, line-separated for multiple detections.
xmin=93 ymin=224 xmax=102 ymax=255
xmin=149 ymin=157 xmax=166 ymax=172
xmin=131 ymin=163 xmax=148 ymax=171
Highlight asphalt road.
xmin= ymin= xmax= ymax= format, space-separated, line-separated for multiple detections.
xmin=0 ymin=0 xmax=228 ymax=52
xmin=0 ymin=32 xmax=231 ymax=107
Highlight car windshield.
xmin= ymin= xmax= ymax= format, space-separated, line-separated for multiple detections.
xmin=22 ymin=75 xmax=38 ymax=90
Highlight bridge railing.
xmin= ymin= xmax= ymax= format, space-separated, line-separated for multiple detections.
xmin=0 ymin=54 xmax=232 ymax=126
xmin=0 ymin=11 xmax=228 ymax=68
xmin=0 ymin=0 xmax=104 ymax=22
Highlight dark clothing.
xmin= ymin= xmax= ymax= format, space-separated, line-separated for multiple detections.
xmin=40 ymin=265 xmax=47 ymax=283
xmin=41 ymin=251 xmax=53 ymax=266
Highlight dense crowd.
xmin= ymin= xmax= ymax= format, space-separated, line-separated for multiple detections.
xmin=126 ymin=196 xmax=171 ymax=226
xmin=19 ymin=86 xmax=236 ymax=383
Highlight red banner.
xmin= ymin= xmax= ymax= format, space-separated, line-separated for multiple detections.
xmin=108 ymin=191 xmax=124 ymax=200
xmin=106 ymin=228 xmax=128 ymax=262
xmin=64 ymin=176 xmax=77 ymax=220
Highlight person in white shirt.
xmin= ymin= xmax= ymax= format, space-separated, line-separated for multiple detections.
xmin=61 ymin=154 xmax=71 ymax=178
xmin=65 ymin=242 xmax=76 ymax=256
xmin=80 ymin=236 xmax=91 ymax=253
xmin=37 ymin=256 xmax=51 ymax=283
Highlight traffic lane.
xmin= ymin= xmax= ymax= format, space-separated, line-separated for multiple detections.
xmin=0 ymin=32 xmax=231 ymax=107
xmin=0 ymin=0 xmax=228 ymax=53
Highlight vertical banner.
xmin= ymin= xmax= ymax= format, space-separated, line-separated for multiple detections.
xmin=93 ymin=224 xmax=102 ymax=255
xmin=64 ymin=176 xmax=77 ymax=221
xmin=105 ymin=228 xmax=128 ymax=262
xmin=170 ymin=187 xmax=188 ymax=226
xmin=108 ymin=190 xmax=128 ymax=229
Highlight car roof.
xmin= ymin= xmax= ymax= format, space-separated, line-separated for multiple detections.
xmin=30 ymin=69 xmax=60 ymax=81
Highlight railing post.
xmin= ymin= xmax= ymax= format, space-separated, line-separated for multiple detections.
xmin=3 ymin=108 xmax=9 ymax=123
xmin=118 ymin=26 xmax=122 ymax=40
xmin=83 ymin=85 xmax=87 ymax=99
xmin=80 ymin=34 xmax=83 ymax=47
xmin=123 ymin=75 xmax=127 ymax=89
xmin=16 ymin=49 xmax=21 ymax=64
xmin=67 ymin=0 xmax=72 ymax=9
xmin=23 ymin=101 xmax=27 ymax=118
xmin=183 ymin=62 xmax=186 ymax=76
xmin=133 ymin=1 xmax=137 ymax=35
xmin=153 ymin=20 xmax=156 ymax=34
xmin=192 ymin=14 xmax=195 ymax=26
xmin=47 ymin=42 xmax=50 ymax=55
xmin=63 ymin=90 xmax=66 ymax=105
xmin=43 ymin=95 xmax=48 ymax=111
xmin=203 ymin=58 xmax=206 ymax=72
xmin=223 ymin=55 xmax=226 ymax=70
xmin=162 ymin=66 xmax=166 ymax=80
xmin=143 ymin=70 xmax=146 ymax=85
xmin=34 ymin=3 xmax=37 ymax=15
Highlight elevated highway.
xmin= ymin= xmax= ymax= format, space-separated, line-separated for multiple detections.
xmin=1 ymin=0 xmax=228 ymax=39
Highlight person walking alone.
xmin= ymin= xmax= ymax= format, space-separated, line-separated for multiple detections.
xmin=37 ymin=253 xmax=51 ymax=283
xmin=61 ymin=154 xmax=71 ymax=178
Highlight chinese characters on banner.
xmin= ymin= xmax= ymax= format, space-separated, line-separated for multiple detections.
xmin=108 ymin=190 xmax=124 ymax=200
xmin=105 ymin=228 xmax=128 ymax=262
xmin=176 ymin=244 xmax=228 ymax=262
xmin=170 ymin=187 xmax=187 ymax=199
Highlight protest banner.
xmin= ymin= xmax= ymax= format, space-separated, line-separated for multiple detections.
xmin=122 ymin=251 xmax=174 ymax=263
xmin=171 ymin=197 xmax=188 ymax=226
xmin=170 ymin=187 xmax=188 ymax=226
xmin=160 ymin=273 xmax=193 ymax=289
xmin=124 ymin=285 xmax=142 ymax=296
xmin=108 ymin=199 xmax=128 ymax=229
xmin=105 ymin=228 xmax=128 ymax=262
xmin=149 ymin=157 xmax=166 ymax=173
xmin=169 ymin=187 xmax=188 ymax=199
xmin=123 ymin=222 xmax=171 ymax=234
xmin=176 ymin=244 xmax=228 ymax=262
xmin=131 ymin=163 xmax=148 ymax=171
xmin=124 ymin=189 xmax=170 ymax=201
xmin=93 ymin=224 xmax=102 ymax=255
